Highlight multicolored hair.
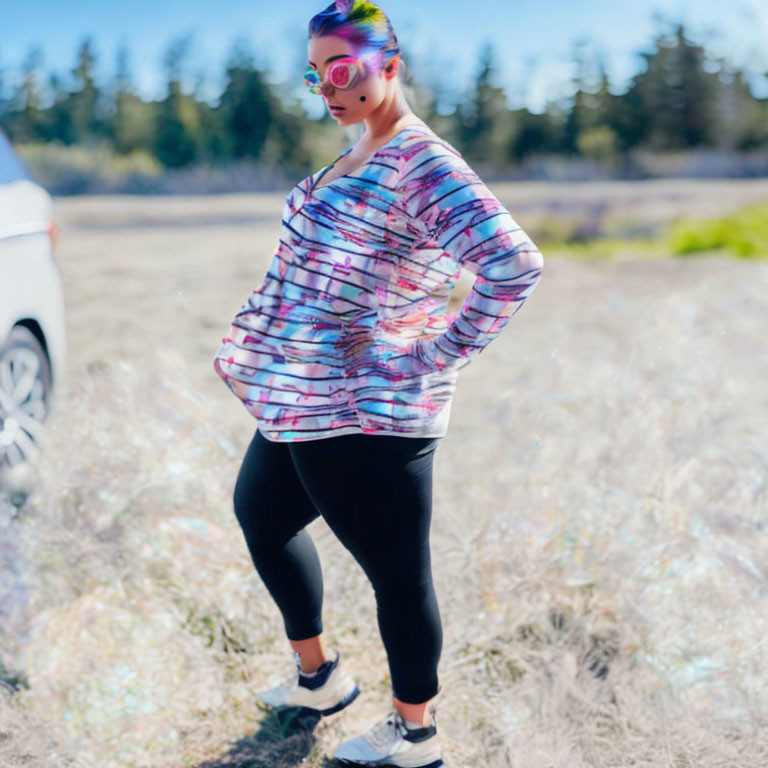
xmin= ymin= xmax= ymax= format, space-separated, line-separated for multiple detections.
xmin=308 ymin=0 xmax=403 ymax=75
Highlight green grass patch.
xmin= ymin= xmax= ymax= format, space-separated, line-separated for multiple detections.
xmin=666 ymin=200 xmax=768 ymax=259
xmin=535 ymin=199 xmax=768 ymax=261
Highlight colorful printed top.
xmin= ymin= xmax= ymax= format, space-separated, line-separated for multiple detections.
xmin=213 ymin=122 xmax=543 ymax=442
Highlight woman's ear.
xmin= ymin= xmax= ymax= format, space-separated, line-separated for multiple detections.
xmin=384 ymin=53 xmax=402 ymax=80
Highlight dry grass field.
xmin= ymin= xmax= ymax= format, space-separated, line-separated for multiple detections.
xmin=1 ymin=179 xmax=768 ymax=767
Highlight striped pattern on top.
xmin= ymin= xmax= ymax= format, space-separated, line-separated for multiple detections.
xmin=213 ymin=122 xmax=544 ymax=442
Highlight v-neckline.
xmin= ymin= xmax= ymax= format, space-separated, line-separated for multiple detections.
xmin=309 ymin=122 xmax=431 ymax=195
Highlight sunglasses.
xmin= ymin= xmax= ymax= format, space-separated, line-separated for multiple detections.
xmin=303 ymin=55 xmax=366 ymax=95
xmin=303 ymin=52 xmax=400 ymax=95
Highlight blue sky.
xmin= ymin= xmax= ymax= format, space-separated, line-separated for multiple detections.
xmin=3 ymin=0 xmax=767 ymax=116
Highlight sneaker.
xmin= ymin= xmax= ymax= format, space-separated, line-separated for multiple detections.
xmin=257 ymin=648 xmax=360 ymax=716
xmin=333 ymin=706 xmax=443 ymax=767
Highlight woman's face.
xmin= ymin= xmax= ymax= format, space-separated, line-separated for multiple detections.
xmin=307 ymin=34 xmax=394 ymax=125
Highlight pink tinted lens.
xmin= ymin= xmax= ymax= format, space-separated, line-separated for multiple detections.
xmin=328 ymin=62 xmax=354 ymax=88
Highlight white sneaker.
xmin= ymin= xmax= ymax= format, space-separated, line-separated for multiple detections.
xmin=333 ymin=706 xmax=443 ymax=767
xmin=257 ymin=648 xmax=360 ymax=716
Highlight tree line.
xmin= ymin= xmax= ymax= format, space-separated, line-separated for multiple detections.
xmin=1 ymin=19 xmax=766 ymax=178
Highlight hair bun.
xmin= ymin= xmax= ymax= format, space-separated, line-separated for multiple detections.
xmin=335 ymin=0 xmax=354 ymax=14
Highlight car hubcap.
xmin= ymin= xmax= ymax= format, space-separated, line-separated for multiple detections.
xmin=0 ymin=348 xmax=47 ymax=467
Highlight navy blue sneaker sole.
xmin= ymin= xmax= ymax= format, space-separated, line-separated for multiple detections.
xmin=315 ymin=683 xmax=361 ymax=716
xmin=335 ymin=759 xmax=443 ymax=768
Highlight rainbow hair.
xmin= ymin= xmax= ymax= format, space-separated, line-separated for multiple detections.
xmin=308 ymin=0 xmax=402 ymax=73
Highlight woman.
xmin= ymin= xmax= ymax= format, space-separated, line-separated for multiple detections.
xmin=213 ymin=1 xmax=544 ymax=764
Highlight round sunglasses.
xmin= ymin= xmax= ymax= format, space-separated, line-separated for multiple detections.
xmin=303 ymin=52 xmax=400 ymax=95
xmin=303 ymin=56 xmax=366 ymax=95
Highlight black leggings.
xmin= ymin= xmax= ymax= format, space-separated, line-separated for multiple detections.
xmin=232 ymin=428 xmax=443 ymax=704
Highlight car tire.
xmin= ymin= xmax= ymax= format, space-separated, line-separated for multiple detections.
xmin=0 ymin=325 xmax=52 ymax=475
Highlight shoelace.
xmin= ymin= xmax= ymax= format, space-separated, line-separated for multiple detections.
xmin=365 ymin=710 xmax=409 ymax=748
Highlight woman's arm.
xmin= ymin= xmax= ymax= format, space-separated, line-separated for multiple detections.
xmin=396 ymin=142 xmax=544 ymax=372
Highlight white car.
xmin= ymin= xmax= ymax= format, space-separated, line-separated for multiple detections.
xmin=0 ymin=129 xmax=67 ymax=491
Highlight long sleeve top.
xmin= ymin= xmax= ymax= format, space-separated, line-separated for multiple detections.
xmin=213 ymin=122 xmax=543 ymax=442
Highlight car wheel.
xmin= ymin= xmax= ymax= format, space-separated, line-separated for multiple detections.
xmin=0 ymin=325 xmax=52 ymax=469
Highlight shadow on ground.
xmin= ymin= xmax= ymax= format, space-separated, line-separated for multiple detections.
xmin=196 ymin=705 xmax=352 ymax=768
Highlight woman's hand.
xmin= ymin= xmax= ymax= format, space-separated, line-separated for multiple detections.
xmin=372 ymin=337 xmax=442 ymax=382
